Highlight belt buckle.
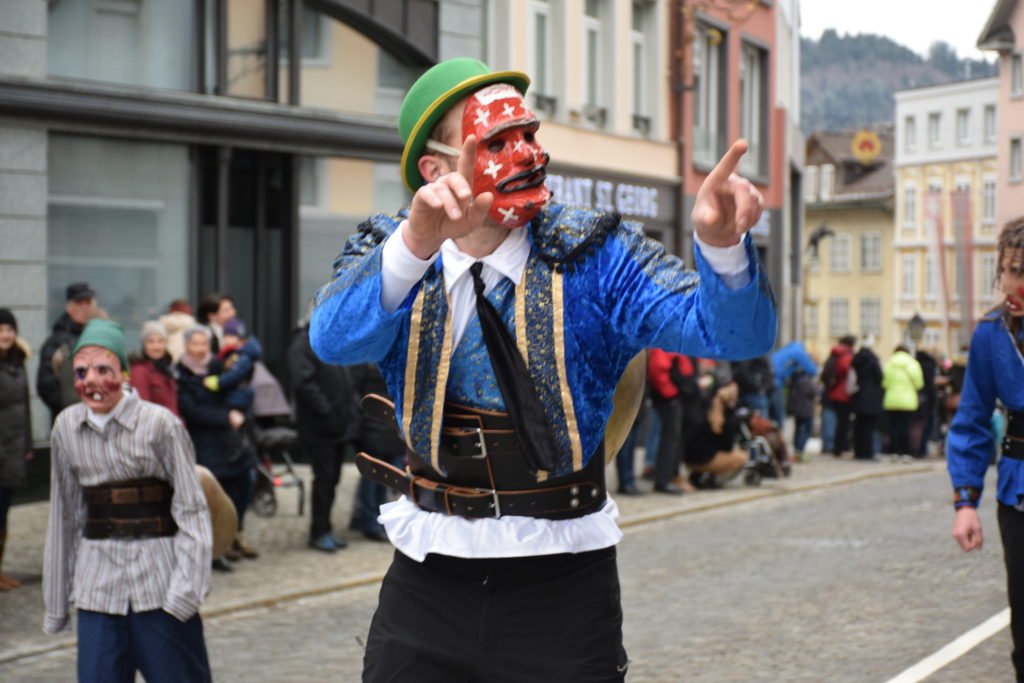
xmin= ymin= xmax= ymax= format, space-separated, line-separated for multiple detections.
xmin=474 ymin=487 xmax=501 ymax=518
xmin=470 ymin=428 xmax=488 ymax=460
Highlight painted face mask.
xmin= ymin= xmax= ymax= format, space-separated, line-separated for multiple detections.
xmin=73 ymin=346 xmax=125 ymax=414
xmin=462 ymin=83 xmax=551 ymax=228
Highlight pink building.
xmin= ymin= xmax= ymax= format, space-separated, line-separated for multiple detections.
xmin=979 ymin=0 xmax=1024 ymax=225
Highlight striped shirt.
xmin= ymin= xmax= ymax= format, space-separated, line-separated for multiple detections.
xmin=43 ymin=388 xmax=212 ymax=634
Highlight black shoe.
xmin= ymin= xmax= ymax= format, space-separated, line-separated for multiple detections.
xmin=212 ymin=558 xmax=234 ymax=572
xmin=689 ymin=472 xmax=720 ymax=490
xmin=361 ymin=529 xmax=389 ymax=542
xmin=653 ymin=482 xmax=684 ymax=495
xmin=617 ymin=483 xmax=643 ymax=496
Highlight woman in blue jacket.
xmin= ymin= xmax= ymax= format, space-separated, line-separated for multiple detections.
xmin=949 ymin=216 xmax=1024 ymax=679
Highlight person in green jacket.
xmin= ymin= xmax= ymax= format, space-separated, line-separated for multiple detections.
xmin=882 ymin=345 xmax=924 ymax=459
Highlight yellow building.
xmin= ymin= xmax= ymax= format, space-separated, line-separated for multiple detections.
xmin=894 ymin=78 xmax=1001 ymax=355
xmin=803 ymin=128 xmax=896 ymax=360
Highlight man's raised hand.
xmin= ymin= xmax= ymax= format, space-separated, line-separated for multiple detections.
xmin=692 ymin=139 xmax=764 ymax=248
xmin=404 ymin=135 xmax=494 ymax=259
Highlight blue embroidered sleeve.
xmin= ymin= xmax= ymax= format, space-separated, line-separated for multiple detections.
xmin=947 ymin=322 xmax=998 ymax=503
xmin=309 ymin=215 xmax=415 ymax=366
xmin=602 ymin=223 xmax=777 ymax=361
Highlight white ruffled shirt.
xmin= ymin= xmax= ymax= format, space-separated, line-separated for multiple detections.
xmin=377 ymin=221 xmax=750 ymax=561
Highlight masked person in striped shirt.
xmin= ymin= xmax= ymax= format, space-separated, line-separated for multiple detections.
xmin=43 ymin=319 xmax=214 ymax=683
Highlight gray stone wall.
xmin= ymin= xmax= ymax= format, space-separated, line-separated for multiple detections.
xmin=0 ymin=0 xmax=49 ymax=442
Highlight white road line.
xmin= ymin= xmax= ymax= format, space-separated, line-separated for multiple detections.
xmin=885 ymin=607 xmax=1010 ymax=683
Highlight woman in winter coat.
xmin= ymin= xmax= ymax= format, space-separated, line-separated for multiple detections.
xmin=851 ymin=343 xmax=885 ymax=460
xmin=882 ymin=345 xmax=924 ymax=458
xmin=177 ymin=324 xmax=255 ymax=570
xmin=129 ymin=320 xmax=179 ymax=417
xmin=0 ymin=308 xmax=32 ymax=590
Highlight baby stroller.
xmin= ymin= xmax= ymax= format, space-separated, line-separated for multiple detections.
xmin=248 ymin=361 xmax=305 ymax=518
xmin=738 ymin=408 xmax=792 ymax=487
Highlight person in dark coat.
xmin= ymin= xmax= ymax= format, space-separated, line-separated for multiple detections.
xmin=348 ymin=363 xmax=407 ymax=541
xmin=732 ymin=355 xmax=775 ymax=420
xmin=287 ymin=325 xmax=360 ymax=552
xmin=129 ymin=320 xmax=180 ymax=418
xmin=850 ymin=342 xmax=884 ymax=461
xmin=37 ymin=282 xmax=98 ymax=422
xmin=914 ymin=348 xmax=939 ymax=458
xmin=786 ymin=369 xmax=818 ymax=462
xmin=177 ymin=324 xmax=253 ymax=571
xmin=0 ymin=309 xmax=32 ymax=590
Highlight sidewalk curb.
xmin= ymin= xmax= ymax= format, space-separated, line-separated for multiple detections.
xmin=0 ymin=461 xmax=941 ymax=666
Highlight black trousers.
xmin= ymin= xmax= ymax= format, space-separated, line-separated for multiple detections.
xmin=852 ymin=413 xmax=878 ymax=460
xmin=307 ymin=440 xmax=347 ymax=540
xmin=653 ymin=398 xmax=684 ymax=486
xmin=832 ymin=402 xmax=852 ymax=454
xmin=363 ymin=547 xmax=628 ymax=682
xmin=887 ymin=410 xmax=914 ymax=455
xmin=999 ymin=504 xmax=1024 ymax=681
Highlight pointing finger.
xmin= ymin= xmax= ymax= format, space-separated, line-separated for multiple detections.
xmin=706 ymin=139 xmax=749 ymax=188
xmin=457 ymin=135 xmax=479 ymax=192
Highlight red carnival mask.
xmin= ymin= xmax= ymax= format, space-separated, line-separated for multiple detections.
xmin=462 ymin=84 xmax=551 ymax=228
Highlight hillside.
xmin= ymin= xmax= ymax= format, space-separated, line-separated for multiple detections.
xmin=801 ymin=30 xmax=998 ymax=134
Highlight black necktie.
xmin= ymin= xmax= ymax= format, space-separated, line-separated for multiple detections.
xmin=469 ymin=262 xmax=559 ymax=473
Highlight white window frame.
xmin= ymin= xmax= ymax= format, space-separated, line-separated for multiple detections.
xmin=692 ymin=23 xmax=723 ymax=167
xmin=739 ymin=42 xmax=765 ymax=176
xmin=928 ymin=112 xmax=942 ymax=148
xmin=860 ymin=231 xmax=882 ymax=272
xmin=1012 ymin=136 xmax=1023 ymax=181
xmin=903 ymin=184 xmax=917 ymax=226
xmin=902 ymin=253 xmax=917 ymax=298
xmin=819 ymin=163 xmax=834 ymax=201
xmin=984 ymin=105 xmax=997 ymax=142
xmin=804 ymin=302 xmax=818 ymax=340
xmin=924 ymin=254 xmax=936 ymax=299
xmin=860 ymin=297 xmax=881 ymax=337
xmin=980 ymin=251 xmax=997 ymax=304
xmin=829 ymin=232 xmax=851 ymax=273
xmin=528 ymin=1 xmax=553 ymax=99
xmin=828 ymin=298 xmax=849 ymax=338
xmin=582 ymin=0 xmax=604 ymax=110
xmin=983 ymin=176 xmax=997 ymax=224
xmin=804 ymin=165 xmax=818 ymax=203
xmin=1013 ymin=53 xmax=1023 ymax=97
xmin=956 ymin=108 xmax=971 ymax=146
xmin=629 ymin=1 xmax=655 ymax=135
xmin=904 ymin=115 xmax=916 ymax=151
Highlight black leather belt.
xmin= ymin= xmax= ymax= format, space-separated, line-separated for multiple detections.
xmin=357 ymin=395 xmax=607 ymax=520
xmin=83 ymin=478 xmax=177 ymax=539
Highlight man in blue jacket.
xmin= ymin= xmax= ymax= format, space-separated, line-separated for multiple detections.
xmin=311 ymin=58 xmax=777 ymax=681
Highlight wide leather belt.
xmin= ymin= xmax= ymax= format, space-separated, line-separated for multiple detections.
xmin=357 ymin=395 xmax=607 ymax=519
xmin=355 ymin=452 xmax=603 ymax=519
xmin=82 ymin=478 xmax=177 ymax=539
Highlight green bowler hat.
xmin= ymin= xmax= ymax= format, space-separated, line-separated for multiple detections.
xmin=72 ymin=319 xmax=130 ymax=373
xmin=399 ymin=58 xmax=530 ymax=193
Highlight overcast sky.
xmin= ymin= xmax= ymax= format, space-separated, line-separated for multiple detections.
xmin=799 ymin=0 xmax=998 ymax=61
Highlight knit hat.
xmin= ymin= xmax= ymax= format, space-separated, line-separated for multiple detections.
xmin=0 ymin=308 xmax=16 ymax=331
xmin=223 ymin=318 xmax=246 ymax=338
xmin=398 ymin=58 xmax=530 ymax=193
xmin=140 ymin=320 xmax=168 ymax=342
xmin=66 ymin=281 xmax=96 ymax=301
xmin=72 ymin=319 xmax=129 ymax=373
xmin=168 ymin=299 xmax=193 ymax=315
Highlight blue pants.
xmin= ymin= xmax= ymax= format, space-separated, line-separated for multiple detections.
xmin=77 ymin=608 xmax=211 ymax=683
xmin=821 ymin=405 xmax=836 ymax=453
xmin=643 ymin=406 xmax=662 ymax=468
xmin=793 ymin=417 xmax=813 ymax=453
xmin=742 ymin=393 xmax=771 ymax=419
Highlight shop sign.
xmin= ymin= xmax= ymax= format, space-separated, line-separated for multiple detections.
xmin=546 ymin=172 xmax=669 ymax=221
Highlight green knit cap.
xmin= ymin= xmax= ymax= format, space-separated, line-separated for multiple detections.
xmin=72 ymin=319 xmax=129 ymax=374
xmin=398 ymin=58 xmax=530 ymax=193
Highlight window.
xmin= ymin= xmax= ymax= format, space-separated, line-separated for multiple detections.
xmin=1012 ymin=137 xmax=1023 ymax=181
xmin=48 ymin=135 xmax=189 ymax=351
xmin=804 ymin=165 xmax=818 ymax=202
xmin=529 ymin=1 xmax=553 ymax=100
xmin=828 ymin=299 xmax=849 ymax=338
xmin=820 ymin=164 xmax=835 ymax=201
xmin=693 ymin=24 xmax=724 ymax=166
xmin=927 ymin=179 xmax=943 ymax=195
xmin=582 ymin=0 xmax=604 ymax=112
xmin=1013 ymin=53 xmax=1023 ymax=97
xmin=902 ymin=254 xmax=917 ymax=297
xmin=48 ymin=0 xmax=196 ymax=91
xmin=861 ymin=232 xmax=881 ymax=272
xmin=980 ymin=252 xmax=997 ymax=301
xmin=955 ymin=177 xmax=971 ymax=194
xmin=903 ymin=185 xmax=917 ymax=225
xmin=956 ymin=108 xmax=971 ymax=145
xmin=904 ymin=116 xmax=917 ymax=151
xmin=829 ymin=233 xmax=851 ymax=273
xmin=984 ymin=105 xmax=997 ymax=142
xmin=860 ymin=298 xmax=881 ymax=336
xmin=804 ymin=303 xmax=818 ymax=339
xmin=928 ymin=112 xmax=942 ymax=148
xmin=984 ymin=178 xmax=997 ymax=224
xmin=630 ymin=1 xmax=655 ymax=134
xmin=924 ymin=254 xmax=936 ymax=298
xmin=739 ymin=43 xmax=767 ymax=176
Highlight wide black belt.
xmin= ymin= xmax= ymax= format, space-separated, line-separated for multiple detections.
xmin=82 ymin=478 xmax=177 ymax=539
xmin=356 ymin=395 xmax=606 ymax=520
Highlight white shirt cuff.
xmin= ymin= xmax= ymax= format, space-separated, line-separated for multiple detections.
xmin=693 ymin=233 xmax=751 ymax=290
xmin=381 ymin=220 xmax=439 ymax=313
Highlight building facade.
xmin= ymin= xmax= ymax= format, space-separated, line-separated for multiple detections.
xmin=893 ymin=78 xmax=1000 ymax=354
xmin=803 ymin=128 xmax=895 ymax=360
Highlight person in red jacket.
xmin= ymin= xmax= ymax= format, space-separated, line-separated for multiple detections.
xmin=648 ymin=348 xmax=699 ymax=494
xmin=823 ymin=335 xmax=856 ymax=457
xmin=129 ymin=320 xmax=180 ymax=418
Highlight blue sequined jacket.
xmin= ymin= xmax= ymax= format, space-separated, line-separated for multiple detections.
xmin=311 ymin=204 xmax=777 ymax=479
xmin=948 ymin=315 xmax=1024 ymax=508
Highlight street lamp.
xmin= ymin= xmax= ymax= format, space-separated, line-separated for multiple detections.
xmin=908 ymin=313 xmax=925 ymax=347
xmin=806 ymin=224 xmax=835 ymax=259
